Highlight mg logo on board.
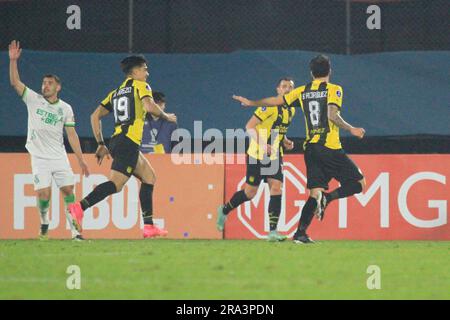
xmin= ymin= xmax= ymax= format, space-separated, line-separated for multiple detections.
xmin=236 ymin=162 xmax=307 ymax=239
xmin=234 ymin=161 xmax=449 ymax=239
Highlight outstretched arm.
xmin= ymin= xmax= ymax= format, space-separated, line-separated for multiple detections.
xmin=328 ymin=104 xmax=365 ymax=139
xmin=142 ymin=96 xmax=177 ymax=123
xmin=9 ymin=40 xmax=26 ymax=96
xmin=233 ymin=95 xmax=284 ymax=108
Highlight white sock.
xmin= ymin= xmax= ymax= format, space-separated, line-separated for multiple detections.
xmin=65 ymin=205 xmax=80 ymax=238
xmin=40 ymin=209 xmax=49 ymax=225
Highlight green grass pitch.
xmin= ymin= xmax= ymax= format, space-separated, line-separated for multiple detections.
xmin=0 ymin=239 xmax=448 ymax=299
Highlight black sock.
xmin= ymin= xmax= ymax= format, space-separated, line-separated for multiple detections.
xmin=296 ymin=197 xmax=318 ymax=235
xmin=326 ymin=180 xmax=363 ymax=203
xmin=269 ymin=195 xmax=282 ymax=231
xmin=81 ymin=181 xmax=117 ymax=210
xmin=140 ymin=183 xmax=154 ymax=225
xmin=40 ymin=224 xmax=49 ymax=235
xmin=223 ymin=190 xmax=250 ymax=215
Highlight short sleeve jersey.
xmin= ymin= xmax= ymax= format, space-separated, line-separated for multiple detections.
xmin=22 ymin=87 xmax=75 ymax=159
xmin=100 ymin=78 xmax=153 ymax=145
xmin=283 ymin=80 xmax=343 ymax=150
xmin=247 ymin=105 xmax=295 ymax=160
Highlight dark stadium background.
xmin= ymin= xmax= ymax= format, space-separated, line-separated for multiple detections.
xmin=1 ymin=0 xmax=449 ymax=153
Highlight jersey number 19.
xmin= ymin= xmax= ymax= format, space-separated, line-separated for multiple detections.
xmin=113 ymin=96 xmax=131 ymax=124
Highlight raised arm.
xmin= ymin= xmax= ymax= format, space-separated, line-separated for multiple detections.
xmin=90 ymin=105 xmax=111 ymax=164
xmin=142 ymin=96 xmax=177 ymax=123
xmin=233 ymin=95 xmax=284 ymax=108
xmin=328 ymin=104 xmax=365 ymax=139
xmin=8 ymin=40 xmax=26 ymax=96
xmin=65 ymin=126 xmax=90 ymax=177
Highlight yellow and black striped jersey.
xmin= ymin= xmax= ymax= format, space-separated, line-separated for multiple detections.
xmin=100 ymin=77 xmax=153 ymax=145
xmin=247 ymin=105 xmax=296 ymax=160
xmin=283 ymin=80 xmax=343 ymax=150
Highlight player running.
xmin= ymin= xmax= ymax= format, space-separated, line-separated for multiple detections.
xmin=8 ymin=40 xmax=90 ymax=241
xmin=67 ymin=55 xmax=177 ymax=238
xmin=217 ymin=78 xmax=296 ymax=242
xmin=233 ymin=54 xmax=366 ymax=244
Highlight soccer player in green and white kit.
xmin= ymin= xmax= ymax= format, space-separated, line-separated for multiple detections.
xmin=8 ymin=40 xmax=90 ymax=240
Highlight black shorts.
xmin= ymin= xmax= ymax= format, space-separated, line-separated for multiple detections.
xmin=304 ymin=143 xmax=364 ymax=190
xmin=108 ymin=134 xmax=140 ymax=177
xmin=246 ymin=155 xmax=283 ymax=186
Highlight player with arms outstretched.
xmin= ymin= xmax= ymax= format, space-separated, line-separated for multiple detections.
xmin=233 ymin=55 xmax=366 ymax=244
xmin=8 ymin=40 xmax=90 ymax=241
xmin=68 ymin=55 xmax=177 ymax=238
xmin=217 ymin=78 xmax=296 ymax=242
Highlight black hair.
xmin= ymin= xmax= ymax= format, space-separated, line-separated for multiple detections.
xmin=120 ymin=55 xmax=147 ymax=75
xmin=152 ymin=91 xmax=166 ymax=104
xmin=310 ymin=54 xmax=331 ymax=78
xmin=277 ymin=77 xmax=294 ymax=87
xmin=43 ymin=74 xmax=61 ymax=85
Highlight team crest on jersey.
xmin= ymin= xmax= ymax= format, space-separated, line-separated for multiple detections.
xmin=336 ymin=90 xmax=341 ymax=97
xmin=58 ymin=108 xmax=63 ymax=116
xmin=261 ymin=107 xmax=267 ymax=111
xmin=127 ymin=166 xmax=133 ymax=174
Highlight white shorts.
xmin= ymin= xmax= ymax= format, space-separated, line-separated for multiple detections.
xmin=31 ymin=156 xmax=75 ymax=191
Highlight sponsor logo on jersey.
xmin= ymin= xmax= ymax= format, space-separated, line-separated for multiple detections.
xmin=36 ymin=109 xmax=64 ymax=126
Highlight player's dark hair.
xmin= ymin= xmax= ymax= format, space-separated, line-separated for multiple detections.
xmin=120 ymin=55 xmax=147 ymax=75
xmin=277 ymin=77 xmax=294 ymax=87
xmin=153 ymin=91 xmax=166 ymax=104
xmin=310 ymin=54 xmax=331 ymax=78
xmin=43 ymin=74 xmax=61 ymax=85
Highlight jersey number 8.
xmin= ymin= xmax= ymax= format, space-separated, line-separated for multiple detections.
xmin=308 ymin=101 xmax=321 ymax=127
xmin=113 ymin=96 xmax=130 ymax=123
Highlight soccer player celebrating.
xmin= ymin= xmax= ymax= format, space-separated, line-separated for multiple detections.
xmin=217 ymin=78 xmax=296 ymax=242
xmin=233 ymin=55 xmax=366 ymax=244
xmin=68 ymin=55 xmax=177 ymax=238
xmin=8 ymin=40 xmax=90 ymax=241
